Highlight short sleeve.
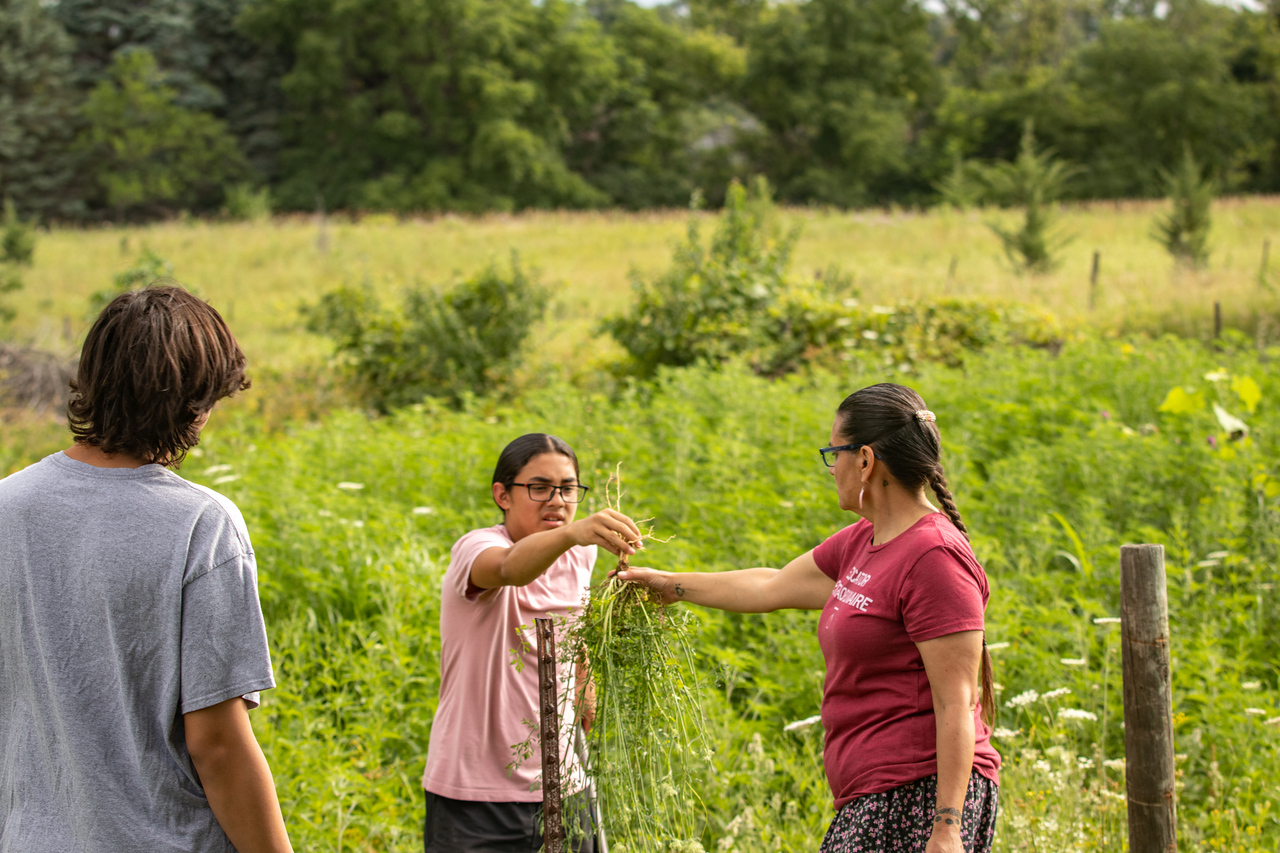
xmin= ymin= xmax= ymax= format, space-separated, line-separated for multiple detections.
xmin=900 ymin=546 xmax=987 ymax=643
xmin=448 ymin=527 xmax=513 ymax=601
xmin=179 ymin=551 xmax=275 ymax=714
xmin=812 ymin=521 xmax=867 ymax=582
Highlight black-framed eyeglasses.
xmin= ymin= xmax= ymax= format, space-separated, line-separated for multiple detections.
xmin=510 ymin=482 xmax=590 ymax=503
xmin=818 ymin=444 xmax=877 ymax=468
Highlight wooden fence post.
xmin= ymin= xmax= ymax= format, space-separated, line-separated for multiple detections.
xmin=1121 ymin=544 xmax=1178 ymax=853
xmin=536 ymin=617 xmax=565 ymax=853
xmin=1213 ymin=302 xmax=1222 ymax=340
xmin=1089 ymin=250 xmax=1101 ymax=310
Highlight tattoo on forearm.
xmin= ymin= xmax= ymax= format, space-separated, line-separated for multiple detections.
xmin=674 ymin=582 xmax=686 ymax=598
xmin=934 ymin=807 xmax=961 ymax=827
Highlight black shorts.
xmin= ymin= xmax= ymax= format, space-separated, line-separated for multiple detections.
xmin=423 ymin=789 xmax=598 ymax=853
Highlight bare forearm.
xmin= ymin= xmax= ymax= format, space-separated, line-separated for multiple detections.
xmin=194 ymin=735 xmax=292 ymax=853
xmin=654 ymin=567 xmax=788 ymax=613
xmin=933 ymin=703 xmax=975 ymax=834
xmin=495 ymin=527 xmax=576 ymax=586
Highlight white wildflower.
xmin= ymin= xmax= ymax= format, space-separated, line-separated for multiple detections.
xmin=1077 ymin=756 xmax=1095 ymax=769
xmin=779 ymin=501 xmax=795 ymax=508
xmin=861 ymin=329 xmax=879 ymax=340
xmin=202 ymin=464 xmax=233 ymax=475
xmin=1007 ymin=689 xmax=1039 ymax=707
xmin=992 ymin=727 xmax=1020 ymax=740
xmin=1245 ymin=708 xmax=1266 ymax=716
xmin=1101 ymin=789 xmax=1126 ymax=801
xmin=318 ymin=510 xmax=333 ymax=517
xmin=1204 ymin=370 xmax=1229 ymax=382
xmin=1033 ymin=760 xmax=1052 ymax=773
xmin=1093 ymin=617 xmax=1121 ymax=625
xmin=872 ymin=305 xmax=894 ymax=315
xmin=986 ymin=642 xmax=1010 ymax=651
xmin=212 ymin=474 xmax=239 ymax=486
xmin=1207 ymin=550 xmax=1229 ymax=559
xmin=1242 ymin=681 xmax=1262 ymax=690
xmin=1042 ymin=687 xmax=1072 ymax=700
xmin=336 ymin=482 xmax=364 ymax=490
xmin=1103 ymin=758 xmax=1126 ymax=771
xmin=1058 ymin=708 xmax=1099 ymax=722
xmin=1061 ymin=658 xmax=1087 ymax=666
xmin=783 ymin=714 xmax=822 ymax=733
xmin=1265 ymin=717 xmax=1280 ymax=727
xmin=412 ymin=506 xmax=436 ymax=515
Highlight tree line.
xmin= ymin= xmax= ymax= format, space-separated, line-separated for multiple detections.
xmin=4 ymin=0 xmax=1280 ymax=221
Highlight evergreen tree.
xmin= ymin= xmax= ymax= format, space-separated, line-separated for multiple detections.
xmin=1153 ymin=144 xmax=1215 ymax=268
xmin=75 ymin=49 xmax=246 ymax=216
xmin=985 ymin=121 xmax=1075 ymax=273
xmin=0 ymin=0 xmax=85 ymax=220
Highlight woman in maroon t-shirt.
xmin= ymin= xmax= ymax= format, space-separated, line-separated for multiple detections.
xmin=619 ymin=383 xmax=1000 ymax=853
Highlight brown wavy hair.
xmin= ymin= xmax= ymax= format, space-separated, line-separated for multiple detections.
xmin=835 ymin=382 xmax=995 ymax=725
xmin=68 ymin=286 xmax=249 ymax=467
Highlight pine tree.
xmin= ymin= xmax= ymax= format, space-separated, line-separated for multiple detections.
xmin=1153 ymin=144 xmax=1215 ymax=269
xmin=0 ymin=0 xmax=85 ymax=220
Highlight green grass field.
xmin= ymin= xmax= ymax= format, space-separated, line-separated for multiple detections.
xmin=10 ymin=197 xmax=1280 ymax=373
xmin=3 ymin=200 xmax=1280 ymax=851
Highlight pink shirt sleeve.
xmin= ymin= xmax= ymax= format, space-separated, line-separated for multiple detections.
xmin=899 ymin=546 xmax=987 ymax=642
xmin=446 ymin=526 xmax=512 ymax=601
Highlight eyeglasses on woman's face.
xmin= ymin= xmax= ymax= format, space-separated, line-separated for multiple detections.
xmin=509 ymin=482 xmax=589 ymax=503
xmin=818 ymin=444 xmax=873 ymax=468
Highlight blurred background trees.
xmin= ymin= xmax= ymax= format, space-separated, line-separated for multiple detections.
xmin=4 ymin=0 xmax=1280 ymax=219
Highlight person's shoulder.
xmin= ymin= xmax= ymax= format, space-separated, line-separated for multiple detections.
xmin=453 ymin=523 xmax=512 ymax=549
xmin=0 ymin=453 xmax=58 ymax=494
xmin=829 ymin=517 xmax=874 ymax=547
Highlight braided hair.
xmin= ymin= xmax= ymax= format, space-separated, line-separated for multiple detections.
xmin=834 ymin=383 xmax=994 ymax=724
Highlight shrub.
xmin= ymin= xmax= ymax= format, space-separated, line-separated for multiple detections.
xmin=88 ymin=249 xmax=175 ymax=318
xmin=305 ymin=256 xmax=549 ymax=411
xmin=1153 ymin=144 xmax=1215 ymax=269
xmin=602 ymin=178 xmax=798 ymax=378
xmin=604 ymin=178 xmax=1064 ymax=378
xmin=0 ymin=199 xmax=36 ymax=324
xmin=223 ymin=183 xmax=273 ymax=222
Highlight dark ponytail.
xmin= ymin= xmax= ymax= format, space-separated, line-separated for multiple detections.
xmin=835 ymin=383 xmax=993 ymax=724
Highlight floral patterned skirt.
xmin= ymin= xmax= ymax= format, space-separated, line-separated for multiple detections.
xmin=819 ymin=771 xmax=998 ymax=853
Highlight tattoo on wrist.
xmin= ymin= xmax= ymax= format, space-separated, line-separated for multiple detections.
xmin=934 ymin=807 xmax=961 ymax=827
xmin=674 ymin=582 xmax=686 ymax=598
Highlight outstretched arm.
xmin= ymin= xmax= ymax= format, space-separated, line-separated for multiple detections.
xmin=470 ymin=509 xmax=643 ymax=590
xmin=616 ymin=549 xmax=834 ymax=613
xmin=917 ymin=630 xmax=984 ymax=853
xmin=185 ymin=697 xmax=292 ymax=853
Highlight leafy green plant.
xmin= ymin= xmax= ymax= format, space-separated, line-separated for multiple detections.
xmin=305 ymin=256 xmax=549 ymax=411
xmin=0 ymin=198 xmax=36 ymax=324
xmin=985 ymin=122 xmax=1076 ymax=273
xmin=224 ymin=183 xmax=273 ymax=222
xmin=602 ymin=178 xmax=798 ymax=378
xmin=1153 ymin=144 xmax=1216 ymax=269
xmin=88 ymin=248 xmax=175 ymax=318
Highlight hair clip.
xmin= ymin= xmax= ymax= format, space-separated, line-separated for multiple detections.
xmin=915 ymin=409 xmax=936 ymax=423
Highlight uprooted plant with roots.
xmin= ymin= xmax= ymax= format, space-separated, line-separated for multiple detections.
xmin=563 ymin=464 xmax=711 ymax=853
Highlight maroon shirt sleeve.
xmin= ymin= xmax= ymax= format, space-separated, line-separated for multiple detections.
xmin=813 ymin=521 xmax=864 ymax=582
xmin=899 ymin=545 xmax=987 ymax=642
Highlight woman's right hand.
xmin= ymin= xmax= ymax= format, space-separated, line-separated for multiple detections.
xmin=565 ymin=509 xmax=643 ymax=557
xmin=613 ymin=567 xmax=683 ymax=605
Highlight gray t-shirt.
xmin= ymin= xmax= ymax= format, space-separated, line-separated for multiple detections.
xmin=0 ymin=452 xmax=276 ymax=853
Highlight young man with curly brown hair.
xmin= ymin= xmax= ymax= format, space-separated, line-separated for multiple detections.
xmin=0 ymin=286 xmax=292 ymax=853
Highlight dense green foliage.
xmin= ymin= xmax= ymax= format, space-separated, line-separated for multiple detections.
xmin=305 ymin=257 xmax=550 ymax=411
xmin=8 ymin=0 xmax=1280 ymax=217
xmin=75 ymin=49 xmax=246 ymax=217
xmin=0 ymin=0 xmax=84 ymax=220
xmin=604 ymin=179 xmax=1066 ymax=378
xmin=113 ymin=332 xmax=1274 ymax=851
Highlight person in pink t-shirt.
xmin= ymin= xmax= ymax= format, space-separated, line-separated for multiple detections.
xmin=619 ymin=384 xmax=1001 ymax=853
xmin=422 ymin=433 xmax=643 ymax=853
